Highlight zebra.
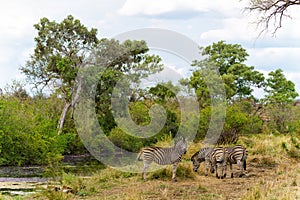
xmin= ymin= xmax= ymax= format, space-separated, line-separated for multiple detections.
xmin=191 ymin=147 xmax=214 ymax=175
xmin=225 ymin=145 xmax=248 ymax=178
xmin=191 ymin=147 xmax=227 ymax=179
xmin=137 ymin=137 xmax=187 ymax=182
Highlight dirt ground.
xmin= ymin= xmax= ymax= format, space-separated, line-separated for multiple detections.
xmin=90 ymin=157 xmax=300 ymax=200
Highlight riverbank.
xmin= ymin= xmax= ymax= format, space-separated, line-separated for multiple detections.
xmin=1 ymin=134 xmax=300 ymax=199
xmin=0 ymin=154 xmax=103 ymax=198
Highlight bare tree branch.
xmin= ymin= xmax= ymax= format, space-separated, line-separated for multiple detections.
xmin=244 ymin=0 xmax=300 ymax=36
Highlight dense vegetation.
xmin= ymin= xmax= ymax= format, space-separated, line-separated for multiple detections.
xmin=0 ymin=15 xmax=299 ymax=168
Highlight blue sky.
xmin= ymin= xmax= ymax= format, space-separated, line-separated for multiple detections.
xmin=1 ymin=0 xmax=300 ymax=98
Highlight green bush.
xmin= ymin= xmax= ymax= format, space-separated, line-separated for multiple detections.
xmin=194 ymin=101 xmax=263 ymax=144
xmin=0 ymin=96 xmax=72 ymax=166
xmin=108 ymin=127 xmax=143 ymax=152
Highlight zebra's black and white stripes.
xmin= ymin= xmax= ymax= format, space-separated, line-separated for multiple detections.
xmin=209 ymin=147 xmax=227 ymax=179
xmin=191 ymin=147 xmax=213 ymax=175
xmin=225 ymin=145 xmax=248 ymax=178
xmin=191 ymin=145 xmax=248 ymax=179
xmin=191 ymin=147 xmax=227 ymax=179
xmin=137 ymin=137 xmax=187 ymax=182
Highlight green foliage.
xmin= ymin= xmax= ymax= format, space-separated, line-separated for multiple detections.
xmin=282 ymin=133 xmax=300 ymax=159
xmin=263 ymin=69 xmax=299 ymax=133
xmin=108 ymin=127 xmax=143 ymax=152
xmin=264 ymin=69 xmax=299 ymax=104
xmin=149 ymin=81 xmax=179 ymax=102
xmin=220 ymin=101 xmax=263 ymax=144
xmin=0 ymin=96 xmax=76 ymax=166
xmin=195 ymin=106 xmax=211 ymax=141
xmin=149 ymin=162 xmax=195 ymax=181
xmin=93 ymin=39 xmax=163 ymax=135
xmin=200 ymin=40 xmax=249 ymax=75
xmin=194 ymin=100 xmax=263 ymax=144
xmin=22 ymin=15 xmax=98 ymax=96
xmin=21 ymin=15 xmax=100 ymax=134
xmin=3 ymin=16 xmax=300 ymax=170
xmin=187 ymin=40 xmax=264 ymax=106
xmin=129 ymin=101 xmax=151 ymax=125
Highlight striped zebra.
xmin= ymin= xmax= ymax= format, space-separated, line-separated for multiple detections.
xmin=225 ymin=145 xmax=248 ymax=178
xmin=137 ymin=137 xmax=187 ymax=182
xmin=191 ymin=147 xmax=227 ymax=179
xmin=191 ymin=147 xmax=213 ymax=175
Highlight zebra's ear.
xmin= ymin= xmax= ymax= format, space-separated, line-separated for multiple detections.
xmin=178 ymin=136 xmax=185 ymax=142
xmin=175 ymin=135 xmax=186 ymax=144
xmin=181 ymin=136 xmax=186 ymax=142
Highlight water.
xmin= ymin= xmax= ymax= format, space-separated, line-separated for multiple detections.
xmin=0 ymin=177 xmax=49 ymax=196
xmin=0 ymin=154 xmax=104 ymax=197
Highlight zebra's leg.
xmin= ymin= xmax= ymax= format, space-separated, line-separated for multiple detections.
xmin=230 ymin=163 xmax=234 ymax=178
xmin=142 ymin=162 xmax=150 ymax=181
xmin=222 ymin=162 xmax=227 ymax=179
xmin=205 ymin=161 xmax=210 ymax=176
xmin=218 ymin=163 xmax=225 ymax=179
xmin=172 ymin=163 xmax=178 ymax=182
xmin=237 ymin=160 xmax=243 ymax=177
xmin=215 ymin=164 xmax=220 ymax=179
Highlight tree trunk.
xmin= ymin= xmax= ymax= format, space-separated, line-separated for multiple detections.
xmin=57 ymin=76 xmax=82 ymax=135
xmin=57 ymin=102 xmax=72 ymax=135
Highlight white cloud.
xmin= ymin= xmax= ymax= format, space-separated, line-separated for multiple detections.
xmin=200 ymin=15 xmax=265 ymax=44
xmin=119 ymin=0 xmax=245 ymax=17
xmin=0 ymin=0 xmax=120 ymax=89
xmin=247 ymin=48 xmax=300 ymax=71
xmin=247 ymin=47 xmax=300 ymax=95
xmin=119 ymin=0 xmax=208 ymax=16
xmin=247 ymin=53 xmax=300 ymax=97
xmin=0 ymin=0 xmax=299 ymax=98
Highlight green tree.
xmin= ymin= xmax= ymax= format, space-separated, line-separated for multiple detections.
xmin=87 ymin=39 xmax=163 ymax=134
xmin=21 ymin=15 xmax=99 ymax=134
xmin=263 ymin=69 xmax=299 ymax=133
xmin=0 ymin=94 xmax=70 ymax=166
xmin=264 ymin=69 xmax=298 ymax=104
xmin=149 ymin=81 xmax=180 ymax=103
xmin=4 ymin=80 xmax=30 ymax=100
xmin=186 ymin=41 xmax=264 ymax=107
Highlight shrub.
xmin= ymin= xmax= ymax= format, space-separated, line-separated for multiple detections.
xmin=108 ymin=127 xmax=143 ymax=152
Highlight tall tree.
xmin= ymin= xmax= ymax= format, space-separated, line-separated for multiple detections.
xmin=89 ymin=39 xmax=163 ymax=134
xmin=186 ymin=41 xmax=264 ymax=107
xmin=21 ymin=15 xmax=99 ymax=134
xmin=263 ymin=69 xmax=299 ymax=132
xmin=149 ymin=81 xmax=180 ymax=103
xmin=244 ymin=0 xmax=300 ymax=35
xmin=264 ymin=69 xmax=298 ymax=104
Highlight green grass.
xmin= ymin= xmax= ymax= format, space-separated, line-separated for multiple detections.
xmin=13 ymin=133 xmax=300 ymax=200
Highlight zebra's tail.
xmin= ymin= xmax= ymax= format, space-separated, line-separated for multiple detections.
xmin=242 ymin=149 xmax=247 ymax=170
xmin=137 ymin=150 xmax=143 ymax=161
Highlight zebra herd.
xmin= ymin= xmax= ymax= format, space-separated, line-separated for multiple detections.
xmin=191 ymin=145 xmax=248 ymax=179
xmin=137 ymin=137 xmax=248 ymax=181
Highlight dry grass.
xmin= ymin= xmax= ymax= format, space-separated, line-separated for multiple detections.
xmin=20 ymin=133 xmax=300 ymax=200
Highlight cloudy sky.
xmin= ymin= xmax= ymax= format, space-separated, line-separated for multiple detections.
xmin=1 ymin=0 xmax=300 ymax=98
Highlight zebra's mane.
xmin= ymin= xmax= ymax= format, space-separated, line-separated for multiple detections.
xmin=191 ymin=151 xmax=199 ymax=161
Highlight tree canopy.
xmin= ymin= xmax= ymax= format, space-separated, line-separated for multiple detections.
xmin=22 ymin=15 xmax=163 ymax=134
xmin=264 ymin=69 xmax=299 ymax=104
xmin=185 ymin=40 xmax=265 ymax=106
xmin=21 ymin=15 xmax=99 ymax=134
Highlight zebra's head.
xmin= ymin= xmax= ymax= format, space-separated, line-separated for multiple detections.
xmin=175 ymin=136 xmax=187 ymax=155
xmin=191 ymin=148 xmax=207 ymax=172
xmin=191 ymin=152 xmax=201 ymax=172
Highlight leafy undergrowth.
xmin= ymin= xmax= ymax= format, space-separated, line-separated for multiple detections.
xmin=7 ymin=134 xmax=300 ymax=200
